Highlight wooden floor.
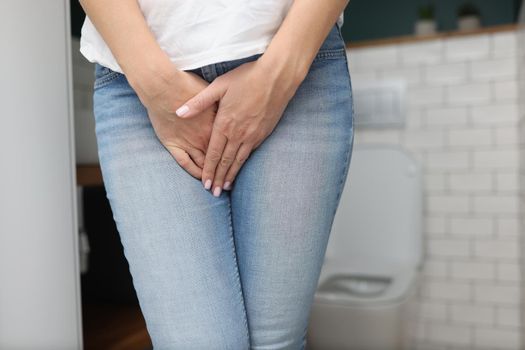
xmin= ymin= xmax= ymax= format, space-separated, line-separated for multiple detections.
xmin=82 ymin=303 xmax=152 ymax=350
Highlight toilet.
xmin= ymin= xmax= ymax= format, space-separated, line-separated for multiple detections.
xmin=307 ymin=145 xmax=423 ymax=350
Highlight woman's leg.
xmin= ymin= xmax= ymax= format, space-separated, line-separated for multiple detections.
xmin=92 ymin=66 xmax=250 ymax=349
xmin=230 ymin=26 xmax=354 ymax=349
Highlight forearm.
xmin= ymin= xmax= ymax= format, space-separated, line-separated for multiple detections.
xmin=78 ymin=0 xmax=178 ymax=94
xmin=258 ymin=0 xmax=349 ymax=85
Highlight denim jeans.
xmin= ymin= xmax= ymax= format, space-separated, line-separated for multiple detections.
xmin=92 ymin=22 xmax=354 ymax=350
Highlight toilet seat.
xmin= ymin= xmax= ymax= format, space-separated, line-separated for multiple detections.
xmin=314 ymin=257 xmax=418 ymax=307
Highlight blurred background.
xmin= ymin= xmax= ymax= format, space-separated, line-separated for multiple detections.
xmin=2 ymin=0 xmax=525 ymax=349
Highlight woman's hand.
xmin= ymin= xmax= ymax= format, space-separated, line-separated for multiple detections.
xmin=80 ymin=0 xmax=217 ymax=179
xmin=174 ymin=58 xmax=305 ymax=196
xmin=131 ymin=68 xmax=217 ymax=180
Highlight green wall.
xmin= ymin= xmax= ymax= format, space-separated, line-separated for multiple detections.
xmin=71 ymin=1 xmax=522 ymax=43
xmin=341 ymin=0 xmax=522 ymax=43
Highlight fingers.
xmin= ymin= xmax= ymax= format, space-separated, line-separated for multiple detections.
xmin=202 ymin=129 xmax=228 ymax=196
xmin=186 ymin=147 xmax=206 ymax=169
xmin=210 ymin=140 xmax=242 ymax=193
xmin=169 ymin=146 xmax=203 ymax=180
xmin=176 ymin=80 xmax=226 ymax=119
xmin=223 ymin=143 xmax=252 ymax=190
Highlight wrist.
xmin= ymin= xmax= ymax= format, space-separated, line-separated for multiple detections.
xmin=121 ymin=52 xmax=182 ymax=102
xmin=257 ymin=48 xmax=310 ymax=90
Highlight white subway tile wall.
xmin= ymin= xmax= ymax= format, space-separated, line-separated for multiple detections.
xmin=347 ymin=29 xmax=522 ymax=350
xmin=518 ymin=18 xmax=525 ymax=350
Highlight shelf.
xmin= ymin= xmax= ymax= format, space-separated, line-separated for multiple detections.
xmin=345 ymin=23 xmax=519 ymax=49
xmin=77 ymin=164 xmax=103 ymax=187
xmin=82 ymin=302 xmax=151 ymax=350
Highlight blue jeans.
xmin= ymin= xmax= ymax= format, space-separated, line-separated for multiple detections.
xmin=92 ymin=23 xmax=354 ymax=350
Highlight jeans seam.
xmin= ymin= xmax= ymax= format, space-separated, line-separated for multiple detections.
xmin=334 ymin=129 xmax=353 ymax=216
xmin=340 ymin=31 xmax=355 ymax=132
xmin=313 ymin=47 xmax=346 ymax=63
xmin=331 ymin=49 xmax=354 ymax=216
xmin=94 ymin=71 xmax=121 ymax=90
xmin=311 ymin=22 xmax=347 ymax=64
xmin=226 ymin=198 xmax=251 ymax=349
xmin=342 ymin=48 xmax=355 ymax=136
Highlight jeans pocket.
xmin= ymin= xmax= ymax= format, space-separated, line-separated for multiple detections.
xmin=313 ymin=23 xmax=346 ymax=63
xmin=94 ymin=63 xmax=121 ymax=90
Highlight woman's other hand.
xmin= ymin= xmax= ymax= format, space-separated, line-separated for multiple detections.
xmin=79 ymin=0 xmax=218 ymax=179
xmin=174 ymin=58 xmax=305 ymax=196
xmin=131 ymin=68 xmax=217 ymax=180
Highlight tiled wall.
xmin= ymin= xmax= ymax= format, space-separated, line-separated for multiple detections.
xmin=518 ymin=10 xmax=525 ymax=350
xmin=346 ymin=30 xmax=522 ymax=350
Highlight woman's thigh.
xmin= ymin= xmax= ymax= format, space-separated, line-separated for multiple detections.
xmin=92 ymin=66 xmax=249 ymax=349
xmin=230 ymin=34 xmax=355 ymax=348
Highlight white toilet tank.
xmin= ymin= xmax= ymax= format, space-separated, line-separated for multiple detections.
xmin=324 ymin=145 xmax=423 ymax=269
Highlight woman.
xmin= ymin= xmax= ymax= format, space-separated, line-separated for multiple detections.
xmin=79 ymin=0 xmax=354 ymax=348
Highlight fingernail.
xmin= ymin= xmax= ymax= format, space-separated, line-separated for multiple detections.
xmin=204 ymin=179 xmax=212 ymax=190
xmin=213 ymin=186 xmax=222 ymax=197
xmin=223 ymin=181 xmax=231 ymax=190
xmin=175 ymin=105 xmax=189 ymax=117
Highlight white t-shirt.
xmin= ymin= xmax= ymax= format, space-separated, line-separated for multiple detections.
xmin=79 ymin=0 xmax=344 ymax=74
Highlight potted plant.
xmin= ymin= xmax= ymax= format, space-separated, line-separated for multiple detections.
xmin=415 ymin=4 xmax=437 ymax=36
xmin=457 ymin=2 xmax=481 ymax=31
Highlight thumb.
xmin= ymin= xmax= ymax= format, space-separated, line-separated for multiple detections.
xmin=175 ymin=81 xmax=224 ymax=118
